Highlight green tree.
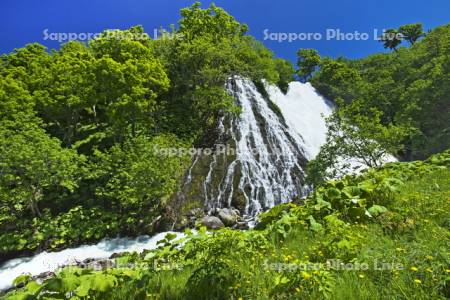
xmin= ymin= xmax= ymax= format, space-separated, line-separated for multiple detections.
xmin=311 ymin=58 xmax=363 ymax=103
xmin=307 ymin=101 xmax=410 ymax=187
xmin=94 ymin=134 xmax=190 ymax=230
xmin=0 ymin=76 xmax=34 ymax=119
xmin=379 ymin=29 xmax=402 ymax=51
xmin=89 ymin=27 xmax=170 ymax=140
xmin=399 ymin=23 xmax=424 ymax=45
xmin=274 ymin=58 xmax=295 ymax=93
xmin=296 ymin=48 xmax=321 ymax=81
xmin=0 ymin=115 xmax=84 ymax=218
xmin=178 ymin=2 xmax=248 ymax=42
xmin=311 ymin=24 xmax=450 ymax=159
xmin=33 ymin=42 xmax=96 ymax=147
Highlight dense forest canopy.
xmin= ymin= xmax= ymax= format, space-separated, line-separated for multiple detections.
xmin=0 ymin=2 xmax=293 ymax=259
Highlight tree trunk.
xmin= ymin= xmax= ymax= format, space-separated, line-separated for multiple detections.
xmin=29 ymin=186 xmax=42 ymax=218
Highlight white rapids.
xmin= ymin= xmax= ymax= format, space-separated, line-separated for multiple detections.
xmin=0 ymin=232 xmax=183 ymax=291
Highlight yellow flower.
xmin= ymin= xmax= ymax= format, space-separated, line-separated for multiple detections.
xmin=295 ymin=287 xmax=301 ymax=293
xmin=410 ymin=267 xmax=418 ymax=272
xmin=446 ymin=269 xmax=450 ymax=273
xmin=238 ymin=298 xmax=243 ymax=300
xmin=358 ymin=274 xmax=365 ymax=279
xmin=426 ymin=268 xmax=433 ymax=273
xmin=426 ymin=255 xmax=433 ymax=260
xmin=301 ymin=271 xmax=312 ymax=279
xmin=414 ymin=279 xmax=421 ymax=284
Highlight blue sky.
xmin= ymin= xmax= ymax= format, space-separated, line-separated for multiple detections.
xmin=1 ymin=0 xmax=449 ymax=63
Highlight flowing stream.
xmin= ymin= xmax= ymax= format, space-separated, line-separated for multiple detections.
xmin=0 ymin=232 xmax=184 ymax=291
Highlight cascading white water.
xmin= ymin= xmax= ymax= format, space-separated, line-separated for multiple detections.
xmin=199 ymin=77 xmax=309 ymax=217
xmin=266 ymin=81 xmax=334 ymax=159
xmin=195 ymin=77 xmax=335 ymax=217
xmin=0 ymin=232 xmax=184 ymax=291
xmin=266 ymin=81 xmax=396 ymax=173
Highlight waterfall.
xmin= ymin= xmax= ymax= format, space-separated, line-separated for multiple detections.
xmin=175 ymin=77 xmax=333 ymax=218
xmin=266 ymin=81 xmax=334 ymax=159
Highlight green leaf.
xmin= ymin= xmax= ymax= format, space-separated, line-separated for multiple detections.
xmin=326 ymin=188 xmax=341 ymax=200
xmin=24 ymin=281 xmax=43 ymax=296
xmin=75 ymin=279 xmax=91 ymax=297
xmin=44 ymin=278 xmax=65 ymax=292
xmin=164 ymin=232 xmax=178 ymax=241
xmin=13 ymin=274 xmax=31 ymax=287
xmin=91 ymin=274 xmax=117 ymax=292
xmin=308 ymin=216 xmax=323 ymax=232
xmin=367 ymin=205 xmax=388 ymax=217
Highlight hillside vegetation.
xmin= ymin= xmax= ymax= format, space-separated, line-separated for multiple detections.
xmin=4 ymin=151 xmax=449 ymax=299
xmin=310 ymin=24 xmax=450 ymax=160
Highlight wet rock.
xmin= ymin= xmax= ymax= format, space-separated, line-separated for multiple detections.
xmin=34 ymin=271 xmax=55 ymax=280
xmin=188 ymin=208 xmax=205 ymax=218
xmin=14 ymin=281 xmax=25 ymax=289
xmin=109 ymin=252 xmax=122 ymax=259
xmin=232 ymin=221 xmax=250 ymax=230
xmin=217 ymin=208 xmax=239 ymax=226
xmin=82 ymin=258 xmax=96 ymax=264
xmin=200 ymin=216 xmax=224 ymax=229
xmin=187 ymin=208 xmax=205 ymax=226
xmin=29 ymin=271 xmax=55 ymax=286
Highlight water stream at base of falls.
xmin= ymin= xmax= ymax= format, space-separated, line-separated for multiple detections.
xmin=0 ymin=232 xmax=184 ymax=291
xmin=0 ymin=78 xmax=335 ymax=291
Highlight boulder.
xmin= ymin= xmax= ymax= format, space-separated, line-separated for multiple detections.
xmin=232 ymin=221 xmax=250 ymax=230
xmin=200 ymin=216 xmax=224 ymax=229
xmin=218 ymin=208 xmax=239 ymax=226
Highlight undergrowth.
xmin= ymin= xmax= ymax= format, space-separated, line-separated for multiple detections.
xmin=3 ymin=150 xmax=449 ymax=300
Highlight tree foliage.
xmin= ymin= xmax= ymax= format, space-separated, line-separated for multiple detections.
xmin=0 ymin=115 xmax=84 ymax=218
xmin=379 ymin=29 xmax=402 ymax=51
xmin=311 ymin=24 xmax=450 ymax=160
xmin=307 ymin=101 xmax=411 ymax=187
xmin=399 ymin=23 xmax=424 ymax=45
xmin=296 ymin=48 xmax=321 ymax=81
